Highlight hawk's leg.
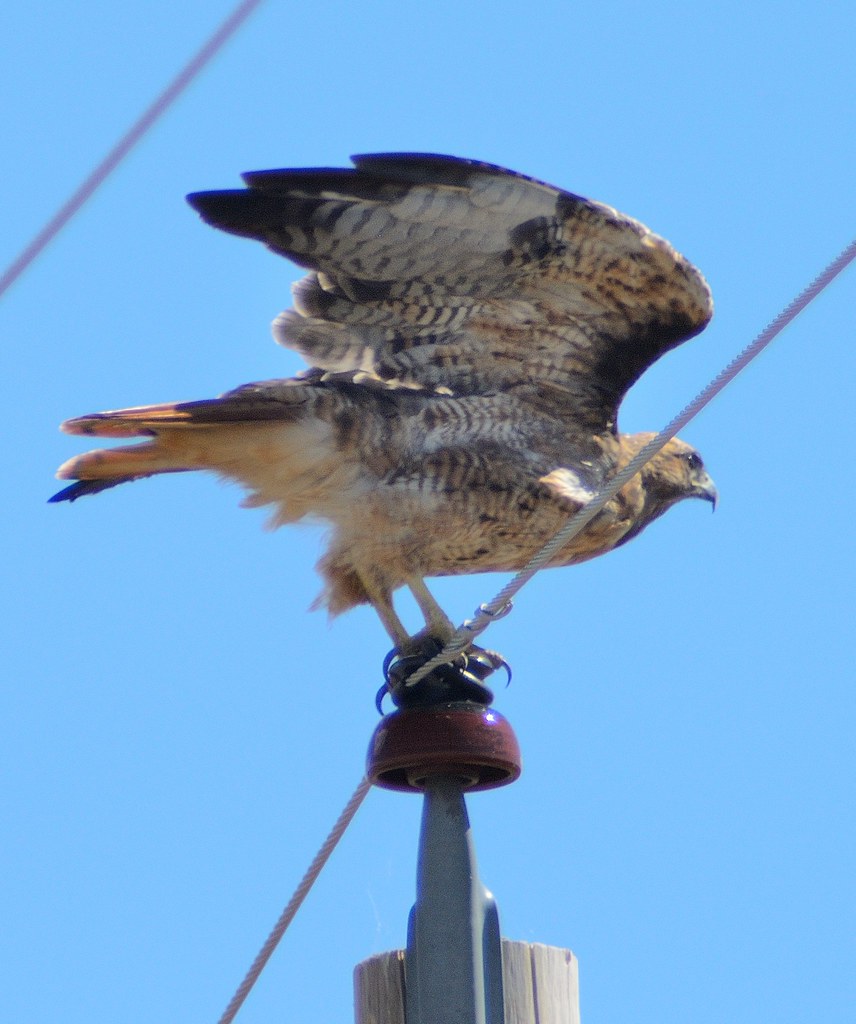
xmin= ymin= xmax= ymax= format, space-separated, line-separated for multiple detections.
xmin=357 ymin=570 xmax=455 ymax=654
xmin=407 ymin=577 xmax=456 ymax=645
xmin=355 ymin=570 xmax=413 ymax=649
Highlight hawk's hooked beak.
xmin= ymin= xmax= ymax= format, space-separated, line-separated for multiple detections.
xmin=693 ymin=471 xmax=718 ymax=511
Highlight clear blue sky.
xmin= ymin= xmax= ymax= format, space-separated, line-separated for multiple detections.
xmin=3 ymin=2 xmax=854 ymax=1021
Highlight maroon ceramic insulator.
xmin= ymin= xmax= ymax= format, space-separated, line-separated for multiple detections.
xmin=367 ymin=703 xmax=521 ymax=792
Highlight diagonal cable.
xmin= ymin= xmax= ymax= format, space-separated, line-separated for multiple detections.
xmin=405 ymin=235 xmax=856 ymax=687
xmin=0 ymin=0 xmax=266 ymax=301
xmin=216 ymin=775 xmax=372 ymax=1024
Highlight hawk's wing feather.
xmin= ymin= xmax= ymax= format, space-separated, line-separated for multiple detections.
xmin=187 ymin=154 xmax=712 ymax=434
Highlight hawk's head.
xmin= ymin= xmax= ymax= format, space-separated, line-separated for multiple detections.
xmin=637 ymin=436 xmax=718 ymax=519
xmin=610 ymin=434 xmax=716 ymax=550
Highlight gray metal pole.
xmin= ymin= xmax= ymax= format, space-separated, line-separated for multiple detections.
xmin=405 ymin=775 xmax=505 ymax=1024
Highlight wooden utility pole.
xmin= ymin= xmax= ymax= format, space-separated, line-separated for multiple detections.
xmin=354 ymin=940 xmax=580 ymax=1024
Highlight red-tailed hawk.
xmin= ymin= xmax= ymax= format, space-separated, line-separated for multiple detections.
xmin=53 ymin=154 xmax=716 ymax=652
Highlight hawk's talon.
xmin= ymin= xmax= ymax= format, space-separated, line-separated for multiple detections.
xmin=465 ymin=646 xmax=512 ymax=687
xmin=375 ymin=680 xmax=391 ymax=715
xmin=381 ymin=646 xmax=400 ymax=680
xmin=377 ymin=637 xmax=511 ymax=714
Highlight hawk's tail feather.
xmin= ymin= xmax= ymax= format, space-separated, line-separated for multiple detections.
xmin=55 ymin=432 xmax=196 ymax=493
xmin=60 ymin=397 xmax=264 ymax=438
xmin=49 ymin=476 xmax=153 ymax=503
xmin=53 ymin=389 xmax=322 ymax=506
xmin=54 ymin=400 xmax=238 ymax=501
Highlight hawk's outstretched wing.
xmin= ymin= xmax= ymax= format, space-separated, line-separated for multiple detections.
xmin=56 ymin=154 xmax=717 ymax=646
xmin=188 ymin=153 xmax=712 ymax=434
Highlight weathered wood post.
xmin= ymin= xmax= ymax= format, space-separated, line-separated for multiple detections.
xmin=359 ymin=659 xmax=580 ymax=1024
xmin=354 ymin=941 xmax=580 ymax=1024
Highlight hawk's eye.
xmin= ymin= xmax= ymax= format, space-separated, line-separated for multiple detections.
xmin=685 ymin=451 xmax=703 ymax=472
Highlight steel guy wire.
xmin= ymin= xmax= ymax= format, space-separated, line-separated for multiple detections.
xmin=216 ymin=775 xmax=372 ymax=1024
xmin=0 ymin=0 xmax=266 ymax=301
